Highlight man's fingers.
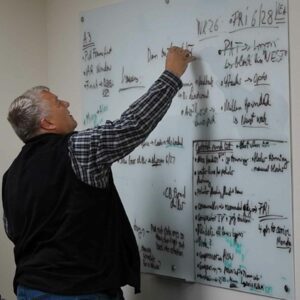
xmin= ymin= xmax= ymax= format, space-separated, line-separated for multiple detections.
xmin=165 ymin=46 xmax=196 ymax=77
xmin=187 ymin=55 xmax=197 ymax=63
xmin=184 ymin=50 xmax=197 ymax=63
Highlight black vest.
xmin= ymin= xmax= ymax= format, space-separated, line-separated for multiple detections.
xmin=2 ymin=133 xmax=140 ymax=295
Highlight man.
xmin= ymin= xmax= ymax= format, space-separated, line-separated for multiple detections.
xmin=2 ymin=47 xmax=194 ymax=299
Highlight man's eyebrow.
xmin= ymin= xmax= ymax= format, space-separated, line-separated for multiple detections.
xmin=54 ymin=96 xmax=60 ymax=106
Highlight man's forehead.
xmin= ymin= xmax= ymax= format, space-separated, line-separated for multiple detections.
xmin=40 ymin=90 xmax=57 ymax=101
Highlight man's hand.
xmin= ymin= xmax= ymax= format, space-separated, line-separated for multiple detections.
xmin=165 ymin=46 xmax=196 ymax=78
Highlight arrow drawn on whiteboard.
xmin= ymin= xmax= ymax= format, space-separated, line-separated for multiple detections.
xmin=119 ymin=86 xmax=145 ymax=92
xmin=199 ymin=35 xmax=219 ymax=42
xmin=258 ymin=215 xmax=288 ymax=222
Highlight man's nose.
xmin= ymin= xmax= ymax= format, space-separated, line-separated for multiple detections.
xmin=62 ymin=100 xmax=70 ymax=107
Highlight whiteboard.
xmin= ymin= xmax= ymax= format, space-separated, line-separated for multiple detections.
xmin=80 ymin=0 xmax=294 ymax=299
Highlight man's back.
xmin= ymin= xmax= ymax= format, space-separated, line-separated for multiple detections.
xmin=2 ymin=133 xmax=140 ymax=295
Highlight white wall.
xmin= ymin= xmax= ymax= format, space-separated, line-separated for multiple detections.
xmin=0 ymin=1 xmax=47 ymax=299
xmin=0 ymin=0 xmax=299 ymax=299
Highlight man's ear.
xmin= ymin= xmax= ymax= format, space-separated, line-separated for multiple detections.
xmin=40 ymin=118 xmax=56 ymax=130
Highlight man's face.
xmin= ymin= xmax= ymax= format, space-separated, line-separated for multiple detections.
xmin=40 ymin=91 xmax=77 ymax=134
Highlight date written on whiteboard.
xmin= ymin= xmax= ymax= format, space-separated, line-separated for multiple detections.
xmin=229 ymin=2 xmax=287 ymax=33
xmin=196 ymin=2 xmax=287 ymax=40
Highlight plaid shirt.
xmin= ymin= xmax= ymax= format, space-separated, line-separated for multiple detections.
xmin=3 ymin=70 xmax=181 ymax=239
xmin=68 ymin=70 xmax=182 ymax=188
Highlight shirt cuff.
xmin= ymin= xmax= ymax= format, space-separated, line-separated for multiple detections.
xmin=158 ymin=70 xmax=183 ymax=91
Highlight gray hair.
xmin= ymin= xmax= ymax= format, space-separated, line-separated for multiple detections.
xmin=8 ymin=86 xmax=50 ymax=142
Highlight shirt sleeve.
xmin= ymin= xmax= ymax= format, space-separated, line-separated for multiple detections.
xmin=68 ymin=70 xmax=182 ymax=188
